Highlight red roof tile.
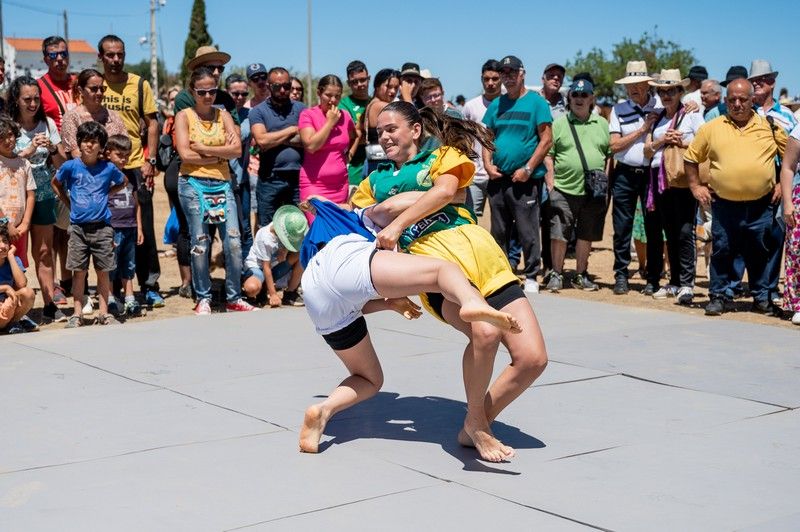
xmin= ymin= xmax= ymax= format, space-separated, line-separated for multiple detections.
xmin=5 ymin=38 xmax=96 ymax=54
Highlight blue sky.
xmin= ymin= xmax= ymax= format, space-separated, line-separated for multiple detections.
xmin=4 ymin=0 xmax=798 ymax=101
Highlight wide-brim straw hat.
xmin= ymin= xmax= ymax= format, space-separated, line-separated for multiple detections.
xmin=649 ymin=69 xmax=691 ymax=88
xmin=186 ymin=45 xmax=231 ymax=72
xmin=615 ymin=61 xmax=653 ymax=84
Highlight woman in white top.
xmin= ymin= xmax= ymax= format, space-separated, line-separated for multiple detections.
xmin=644 ymin=69 xmax=705 ymax=304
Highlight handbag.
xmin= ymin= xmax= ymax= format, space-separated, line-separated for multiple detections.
xmin=659 ymin=110 xmax=710 ymax=187
xmin=156 ymin=116 xmax=178 ymax=171
xmin=567 ymin=119 xmax=608 ymax=200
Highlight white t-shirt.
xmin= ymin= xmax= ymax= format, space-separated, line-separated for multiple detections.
xmin=245 ymin=223 xmax=282 ymax=270
xmin=462 ymin=95 xmax=494 ymax=183
xmin=682 ymin=89 xmax=704 ymax=116
xmin=649 ymin=110 xmax=705 ymax=168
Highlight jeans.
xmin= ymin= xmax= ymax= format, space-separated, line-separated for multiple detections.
xmin=709 ymin=194 xmax=772 ymax=303
xmin=468 ymin=178 xmax=488 ymax=217
xmin=234 ymin=175 xmax=254 ymax=262
xmin=611 ymin=164 xmax=650 ymax=280
xmin=646 ymin=186 xmax=698 ymax=288
xmin=256 ymin=171 xmax=300 ymax=227
xmin=178 ymin=177 xmax=243 ymax=303
xmin=126 ymin=168 xmax=161 ymax=291
xmin=487 ymin=176 xmax=542 ymax=279
xmin=111 ymin=227 xmax=137 ymax=282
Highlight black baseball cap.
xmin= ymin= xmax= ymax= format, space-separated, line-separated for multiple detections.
xmin=543 ymin=63 xmax=566 ymax=75
xmin=499 ymin=55 xmax=524 ymax=71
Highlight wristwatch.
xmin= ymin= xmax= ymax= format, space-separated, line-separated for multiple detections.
xmin=522 ymin=165 xmax=533 ymax=176
xmin=148 ymin=157 xmax=157 ymax=166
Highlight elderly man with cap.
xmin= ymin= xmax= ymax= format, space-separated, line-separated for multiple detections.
xmin=398 ymin=62 xmax=423 ymax=108
xmin=174 ymin=45 xmax=240 ymax=125
xmin=608 ymin=61 xmax=661 ymax=295
xmin=539 ymin=63 xmax=567 ymax=121
xmin=543 ymin=78 xmax=610 ymax=293
xmin=704 ymin=65 xmax=748 ymax=122
xmin=482 ymin=54 xmax=553 ymax=293
xmin=685 ymin=78 xmax=787 ymax=316
xmin=682 ymin=65 xmax=708 ymax=114
xmin=749 ymin=59 xmax=798 ymax=309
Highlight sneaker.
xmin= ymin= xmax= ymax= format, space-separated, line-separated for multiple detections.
xmin=43 ymin=302 xmax=68 ymax=323
xmin=792 ymin=312 xmax=800 ymax=325
xmin=52 ymin=285 xmax=68 ymax=306
xmin=17 ymin=315 xmax=40 ymax=332
xmin=107 ymin=295 xmax=120 ymax=316
xmin=7 ymin=322 xmax=25 ymax=334
xmin=225 ymin=298 xmax=258 ymax=312
xmin=641 ymin=283 xmax=656 ymax=297
xmin=676 ymin=286 xmax=694 ymax=305
xmin=194 ymin=298 xmax=212 ymax=316
xmin=613 ymin=277 xmax=629 ymax=295
xmin=281 ymin=290 xmax=305 ymax=307
xmin=65 ymin=315 xmax=83 ymax=328
xmin=82 ymin=295 xmax=94 ymax=316
xmin=523 ymin=279 xmax=540 ymax=294
xmin=97 ymin=313 xmax=120 ymax=325
xmin=145 ymin=290 xmax=165 ymax=308
xmin=705 ymin=297 xmax=728 ymax=316
xmin=571 ymin=273 xmax=599 ymax=292
xmin=546 ymin=272 xmax=563 ymax=293
xmin=752 ymin=299 xmax=778 ymax=316
xmin=124 ymin=299 xmax=142 ymax=317
xmin=178 ymin=284 xmax=193 ymax=299
xmin=653 ymin=285 xmax=678 ymax=300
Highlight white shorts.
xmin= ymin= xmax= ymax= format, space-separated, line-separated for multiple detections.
xmin=302 ymin=234 xmax=380 ymax=335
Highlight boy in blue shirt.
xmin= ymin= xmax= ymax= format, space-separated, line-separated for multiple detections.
xmin=52 ymin=121 xmax=127 ymax=328
xmin=0 ymin=223 xmax=36 ymax=333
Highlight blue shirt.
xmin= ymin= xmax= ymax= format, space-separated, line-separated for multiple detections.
xmin=248 ymin=98 xmax=306 ymax=178
xmin=0 ymin=256 xmax=25 ymax=288
xmin=56 ymin=159 xmax=125 ymax=224
xmin=482 ymin=90 xmax=552 ymax=177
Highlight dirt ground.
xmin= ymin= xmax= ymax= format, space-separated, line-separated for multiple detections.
xmin=24 ymin=179 xmax=796 ymax=331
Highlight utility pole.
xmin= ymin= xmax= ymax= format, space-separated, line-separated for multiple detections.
xmin=63 ymin=10 xmax=68 ymax=42
xmin=0 ymin=1 xmax=5 ymax=60
xmin=150 ymin=0 xmax=158 ymax=97
xmin=306 ymin=0 xmax=312 ymax=106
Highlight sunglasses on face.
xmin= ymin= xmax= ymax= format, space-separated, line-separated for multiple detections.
xmin=657 ymin=88 xmax=680 ymax=97
xmin=231 ymin=91 xmax=249 ymax=97
xmin=207 ymin=64 xmax=225 ymax=74
xmin=751 ymin=76 xmax=775 ymax=85
xmin=21 ymin=96 xmax=41 ymax=104
xmin=194 ymin=88 xmax=219 ymax=97
xmin=250 ymin=74 xmax=268 ymax=83
xmin=86 ymin=85 xmax=106 ymax=94
xmin=571 ymin=92 xmax=590 ymax=99
xmin=500 ymin=69 xmax=519 ymax=78
xmin=46 ymin=50 xmax=69 ymax=60
xmin=271 ymin=82 xmax=292 ymax=92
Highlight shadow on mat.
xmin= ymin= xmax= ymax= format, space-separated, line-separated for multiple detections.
xmin=316 ymin=391 xmax=544 ymax=474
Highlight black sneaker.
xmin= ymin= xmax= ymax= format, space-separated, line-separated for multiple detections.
xmin=705 ymin=297 xmax=727 ymax=316
xmin=281 ymin=290 xmax=305 ymax=307
xmin=42 ymin=302 xmax=68 ymax=323
xmin=571 ymin=272 xmax=599 ymax=291
xmin=641 ymin=283 xmax=656 ymax=296
xmin=613 ymin=277 xmax=629 ymax=295
xmin=752 ymin=299 xmax=778 ymax=316
xmin=17 ymin=315 xmax=40 ymax=332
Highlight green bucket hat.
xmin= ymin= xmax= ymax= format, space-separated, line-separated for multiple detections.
xmin=273 ymin=205 xmax=309 ymax=252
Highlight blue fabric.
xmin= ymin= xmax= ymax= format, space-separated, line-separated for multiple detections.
xmin=163 ymin=207 xmax=179 ymax=245
xmin=248 ymin=98 xmax=306 ymax=177
xmin=0 ymin=256 xmax=25 ymax=288
xmin=55 ymin=159 xmax=125 ymax=224
xmin=300 ymin=199 xmax=375 ymax=268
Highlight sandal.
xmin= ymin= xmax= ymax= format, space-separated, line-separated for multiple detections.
xmin=97 ymin=313 xmax=120 ymax=326
xmin=65 ymin=315 xmax=82 ymax=329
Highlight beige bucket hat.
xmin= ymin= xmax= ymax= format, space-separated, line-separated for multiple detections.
xmin=186 ymin=45 xmax=231 ymax=72
xmin=649 ymin=69 xmax=690 ymax=88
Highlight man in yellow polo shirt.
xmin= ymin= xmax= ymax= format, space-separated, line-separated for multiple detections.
xmin=685 ymin=78 xmax=787 ymax=316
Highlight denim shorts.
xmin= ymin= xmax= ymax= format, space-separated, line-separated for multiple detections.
xmin=112 ymin=227 xmax=137 ymax=280
xmin=243 ymin=261 xmax=292 ymax=287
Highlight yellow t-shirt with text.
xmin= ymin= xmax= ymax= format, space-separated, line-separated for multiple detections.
xmin=103 ymin=74 xmax=158 ymax=169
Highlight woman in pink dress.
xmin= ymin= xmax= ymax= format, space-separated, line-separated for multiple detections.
xmin=298 ymin=75 xmax=355 ymax=211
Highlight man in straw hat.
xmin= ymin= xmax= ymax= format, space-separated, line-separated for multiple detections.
xmin=684 ymin=78 xmax=787 ymax=317
xmin=749 ymin=59 xmax=797 ymax=309
xmin=608 ymin=60 xmax=659 ymax=295
xmin=173 ymin=45 xmax=240 ymax=125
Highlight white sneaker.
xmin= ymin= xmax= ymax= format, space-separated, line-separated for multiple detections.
xmin=792 ymin=312 xmax=800 ymax=326
xmin=652 ymin=285 xmax=677 ymax=300
xmin=523 ymin=279 xmax=540 ymax=294
xmin=82 ymin=295 xmax=95 ymax=316
xmin=676 ymin=286 xmax=694 ymax=305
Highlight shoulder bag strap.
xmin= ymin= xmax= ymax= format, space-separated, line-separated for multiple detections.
xmin=40 ymin=76 xmax=66 ymax=116
xmin=567 ymin=119 xmax=589 ymax=175
xmin=137 ymin=76 xmax=145 ymax=119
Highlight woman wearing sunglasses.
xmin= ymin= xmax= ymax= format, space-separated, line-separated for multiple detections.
xmin=61 ymin=69 xmax=127 ymax=158
xmin=174 ymin=66 xmax=255 ymax=316
xmin=298 ymin=75 xmax=355 ymax=214
xmin=643 ymin=69 xmax=705 ymax=304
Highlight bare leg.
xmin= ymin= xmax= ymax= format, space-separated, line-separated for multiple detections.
xmin=53 ymin=226 xmax=71 ymax=286
xmin=551 ymin=239 xmax=567 ymax=274
xmin=299 ymin=333 xmax=384 ymax=453
xmin=243 ymin=276 xmax=263 ymax=298
xmin=287 ymin=254 xmax=303 ymax=291
xmin=13 ymin=287 xmax=36 ymax=320
xmin=71 ymin=271 xmax=87 ymax=316
xmin=96 ymin=270 xmax=111 ymax=315
xmin=179 ymin=264 xmax=192 ymax=290
xmin=575 ymin=239 xmax=592 ymax=273
xmin=370 ymin=251 xmax=520 ymax=333
xmin=634 ymin=239 xmax=647 ymax=275
xmin=31 ymin=225 xmax=55 ymax=306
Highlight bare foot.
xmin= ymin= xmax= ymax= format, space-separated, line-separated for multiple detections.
xmin=299 ymin=404 xmax=327 ymax=453
xmin=463 ymin=420 xmax=515 ymax=462
xmin=459 ymin=303 xmax=522 ymax=334
xmin=457 ymin=428 xmax=474 ymax=448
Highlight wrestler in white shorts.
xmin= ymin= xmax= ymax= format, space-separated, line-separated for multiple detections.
xmin=302 ymin=233 xmax=380 ymax=346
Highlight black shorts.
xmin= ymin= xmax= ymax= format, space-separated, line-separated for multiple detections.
xmin=322 ymin=316 xmax=368 ymax=350
xmin=425 ymin=281 xmax=526 ymax=321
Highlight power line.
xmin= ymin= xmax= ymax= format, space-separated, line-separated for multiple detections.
xmin=3 ymin=0 xmax=146 ymax=18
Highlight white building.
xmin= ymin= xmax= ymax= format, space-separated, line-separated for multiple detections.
xmin=3 ymin=38 xmax=97 ymax=80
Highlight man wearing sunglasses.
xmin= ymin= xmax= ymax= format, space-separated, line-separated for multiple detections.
xmin=339 ymin=60 xmax=370 ymax=187
xmin=37 ymin=36 xmax=77 ymax=131
xmin=249 ymin=67 xmax=306 ymax=227
xmin=245 ymin=63 xmax=270 ymax=110
xmin=96 ymin=34 xmax=164 ymax=308
xmin=173 ymin=45 xmax=240 ymax=127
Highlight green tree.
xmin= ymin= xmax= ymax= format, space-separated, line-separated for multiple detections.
xmin=124 ymin=59 xmax=169 ymax=87
xmin=180 ymin=0 xmax=213 ymax=83
xmin=566 ymin=29 xmax=697 ymax=98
